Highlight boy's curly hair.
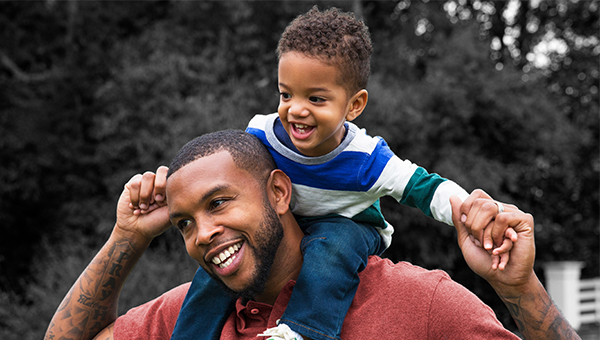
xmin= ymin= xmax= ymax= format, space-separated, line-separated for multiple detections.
xmin=277 ymin=6 xmax=372 ymax=94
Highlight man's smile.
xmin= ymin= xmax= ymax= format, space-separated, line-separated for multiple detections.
xmin=211 ymin=241 xmax=243 ymax=269
xmin=204 ymin=238 xmax=247 ymax=277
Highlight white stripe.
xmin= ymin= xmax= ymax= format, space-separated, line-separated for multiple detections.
xmin=430 ymin=180 xmax=469 ymax=226
xmin=290 ymin=184 xmax=378 ymax=218
xmin=369 ymin=155 xmax=419 ymax=201
xmin=344 ymin=126 xmax=380 ymax=154
xmin=376 ymin=222 xmax=395 ymax=249
xmin=247 ymin=113 xmax=271 ymax=129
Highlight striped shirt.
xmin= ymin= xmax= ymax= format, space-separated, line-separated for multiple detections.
xmin=246 ymin=113 xmax=469 ymax=248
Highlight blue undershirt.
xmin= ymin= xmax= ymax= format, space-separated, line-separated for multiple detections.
xmin=273 ymin=117 xmax=348 ymax=155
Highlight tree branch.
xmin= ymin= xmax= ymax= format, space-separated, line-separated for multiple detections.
xmin=0 ymin=50 xmax=63 ymax=82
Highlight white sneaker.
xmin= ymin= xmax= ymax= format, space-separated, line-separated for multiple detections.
xmin=257 ymin=321 xmax=304 ymax=340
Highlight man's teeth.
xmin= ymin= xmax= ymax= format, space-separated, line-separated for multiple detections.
xmin=211 ymin=242 xmax=242 ymax=269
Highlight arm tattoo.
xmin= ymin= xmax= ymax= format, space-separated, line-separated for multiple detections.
xmin=502 ymin=292 xmax=581 ymax=340
xmin=45 ymin=241 xmax=136 ymax=340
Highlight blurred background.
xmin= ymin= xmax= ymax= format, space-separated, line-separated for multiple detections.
xmin=0 ymin=0 xmax=598 ymax=338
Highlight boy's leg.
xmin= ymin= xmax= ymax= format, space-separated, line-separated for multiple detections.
xmin=170 ymin=267 xmax=236 ymax=340
xmin=278 ymin=216 xmax=382 ymax=340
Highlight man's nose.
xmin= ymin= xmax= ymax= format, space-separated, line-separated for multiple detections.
xmin=194 ymin=219 xmax=224 ymax=246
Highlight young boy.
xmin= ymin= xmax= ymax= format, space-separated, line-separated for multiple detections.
xmin=169 ymin=6 xmax=515 ymax=340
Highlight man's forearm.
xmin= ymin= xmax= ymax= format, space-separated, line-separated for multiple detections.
xmin=45 ymin=228 xmax=150 ymax=340
xmin=498 ymin=276 xmax=581 ymax=340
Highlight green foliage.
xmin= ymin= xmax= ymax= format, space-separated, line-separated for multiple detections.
xmin=0 ymin=1 xmax=597 ymax=338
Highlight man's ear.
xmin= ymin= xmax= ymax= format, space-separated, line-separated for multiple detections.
xmin=267 ymin=169 xmax=292 ymax=215
xmin=345 ymin=89 xmax=368 ymax=122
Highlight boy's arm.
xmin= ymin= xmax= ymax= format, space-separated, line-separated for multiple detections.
xmin=450 ymin=196 xmax=581 ymax=339
xmin=45 ymin=168 xmax=171 ymax=340
xmin=384 ymin=156 xmax=515 ymax=268
xmin=381 ymin=155 xmax=468 ymax=225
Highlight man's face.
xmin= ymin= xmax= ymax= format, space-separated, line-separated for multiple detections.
xmin=166 ymin=151 xmax=283 ymax=297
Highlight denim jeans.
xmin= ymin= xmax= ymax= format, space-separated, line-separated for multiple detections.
xmin=280 ymin=216 xmax=383 ymax=340
xmin=170 ymin=267 xmax=235 ymax=340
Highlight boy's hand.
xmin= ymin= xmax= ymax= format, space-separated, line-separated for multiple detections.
xmin=460 ymin=189 xmax=518 ymax=249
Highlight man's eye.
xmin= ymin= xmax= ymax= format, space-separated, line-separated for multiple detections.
xmin=177 ymin=219 xmax=192 ymax=231
xmin=210 ymin=199 xmax=227 ymax=210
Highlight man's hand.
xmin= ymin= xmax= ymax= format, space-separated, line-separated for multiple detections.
xmin=452 ymin=196 xmax=582 ymax=339
xmin=460 ymin=189 xmax=519 ymax=270
xmin=116 ymin=166 xmax=171 ymax=241
xmin=451 ymin=195 xmax=536 ymax=294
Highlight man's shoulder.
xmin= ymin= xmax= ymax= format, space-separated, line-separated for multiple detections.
xmin=360 ymin=256 xmax=450 ymax=288
xmin=114 ymin=282 xmax=191 ymax=340
xmin=348 ymin=258 xmax=515 ymax=338
xmin=346 ymin=256 xmax=456 ymax=335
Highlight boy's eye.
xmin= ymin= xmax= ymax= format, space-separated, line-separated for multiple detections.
xmin=309 ymin=96 xmax=325 ymax=103
xmin=280 ymin=92 xmax=291 ymax=100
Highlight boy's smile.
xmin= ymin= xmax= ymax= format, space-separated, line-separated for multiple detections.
xmin=277 ymin=52 xmax=366 ymax=157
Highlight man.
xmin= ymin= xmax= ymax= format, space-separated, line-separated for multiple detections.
xmin=45 ymin=130 xmax=579 ymax=340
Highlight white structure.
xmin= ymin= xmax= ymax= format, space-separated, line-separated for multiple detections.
xmin=543 ymin=261 xmax=600 ymax=330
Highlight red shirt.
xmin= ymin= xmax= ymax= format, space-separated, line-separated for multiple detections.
xmin=115 ymin=256 xmax=519 ymax=339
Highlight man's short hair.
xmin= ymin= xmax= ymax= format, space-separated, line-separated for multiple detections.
xmin=277 ymin=6 xmax=372 ymax=94
xmin=167 ymin=130 xmax=276 ymax=184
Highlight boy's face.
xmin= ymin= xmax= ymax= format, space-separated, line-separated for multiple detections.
xmin=278 ymin=52 xmax=360 ymax=157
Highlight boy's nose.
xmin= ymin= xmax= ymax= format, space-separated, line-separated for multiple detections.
xmin=288 ymin=101 xmax=309 ymax=117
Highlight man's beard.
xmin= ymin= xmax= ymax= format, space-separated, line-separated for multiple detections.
xmin=210 ymin=198 xmax=284 ymax=301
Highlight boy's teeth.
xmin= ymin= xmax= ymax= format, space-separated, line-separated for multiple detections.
xmin=295 ymin=124 xmax=309 ymax=134
xmin=212 ymin=242 xmax=242 ymax=267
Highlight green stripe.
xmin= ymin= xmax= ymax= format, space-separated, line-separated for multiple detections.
xmin=399 ymin=167 xmax=446 ymax=218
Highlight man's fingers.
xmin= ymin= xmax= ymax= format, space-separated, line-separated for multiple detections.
xmin=483 ymin=223 xmax=494 ymax=250
xmin=450 ymin=195 xmax=469 ymax=243
xmin=125 ymin=168 xmax=169 ymax=214
xmin=126 ymin=174 xmax=143 ymax=208
xmin=138 ymin=172 xmax=157 ymax=210
xmin=153 ymin=166 xmax=169 ymax=203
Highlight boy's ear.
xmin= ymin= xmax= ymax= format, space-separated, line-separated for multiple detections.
xmin=267 ymin=169 xmax=292 ymax=215
xmin=346 ymin=89 xmax=368 ymax=122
